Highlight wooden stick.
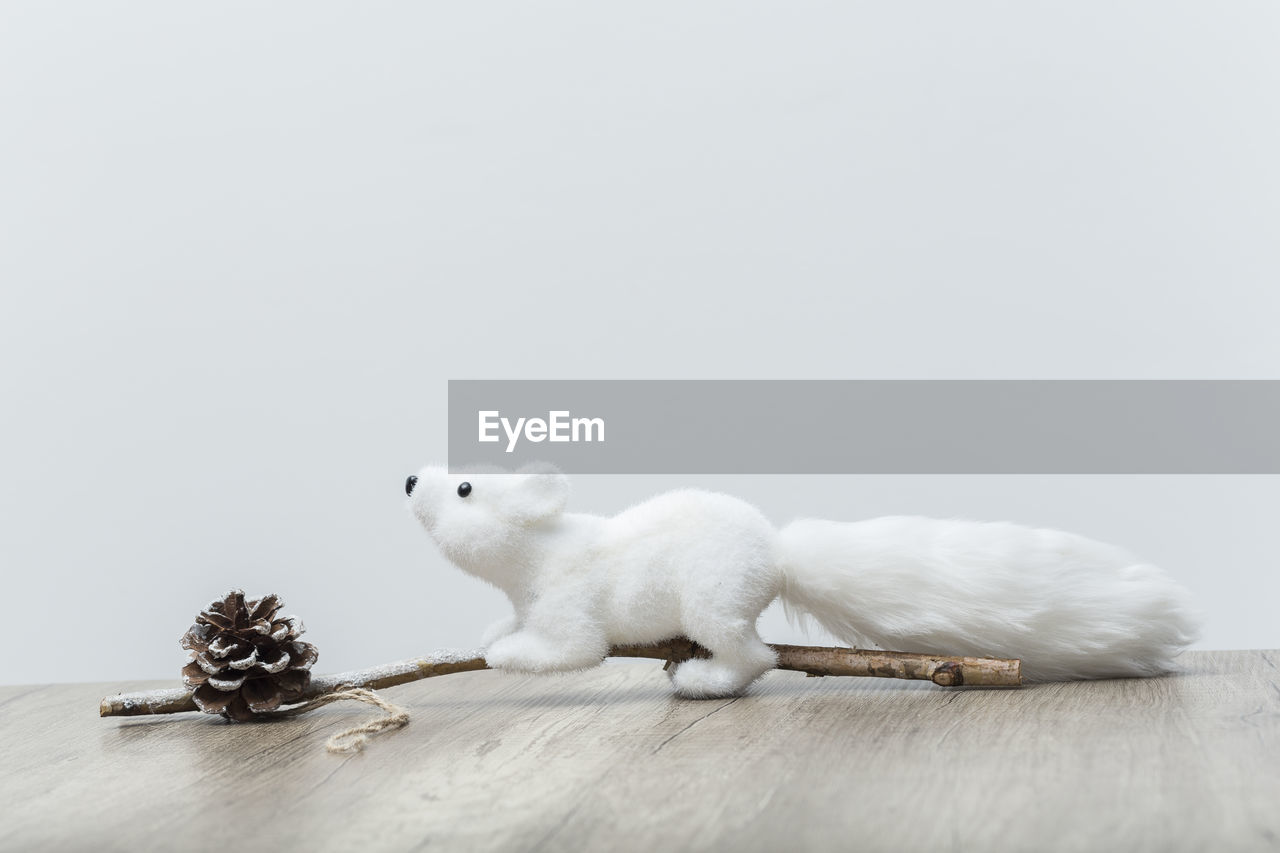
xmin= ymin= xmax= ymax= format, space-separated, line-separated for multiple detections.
xmin=99 ymin=639 xmax=1020 ymax=717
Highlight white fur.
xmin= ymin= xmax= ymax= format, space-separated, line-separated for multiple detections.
xmin=778 ymin=517 xmax=1199 ymax=682
xmin=408 ymin=466 xmax=1200 ymax=696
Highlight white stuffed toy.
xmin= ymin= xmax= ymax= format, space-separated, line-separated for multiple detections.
xmin=406 ymin=465 xmax=1199 ymax=698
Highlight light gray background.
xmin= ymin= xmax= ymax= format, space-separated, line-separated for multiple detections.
xmin=2 ymin=3 xmax=1277 ymax=685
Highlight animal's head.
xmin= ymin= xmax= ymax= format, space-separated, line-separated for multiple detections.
xmin=404 ymin=463 xmax=569 ymax=571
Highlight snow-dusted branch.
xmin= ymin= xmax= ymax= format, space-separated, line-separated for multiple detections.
xmin=100 ymin=640 xmax=1020 ymax=718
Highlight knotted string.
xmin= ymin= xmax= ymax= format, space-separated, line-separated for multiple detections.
xmin=273 ymin=687 xmax=409 ymax=753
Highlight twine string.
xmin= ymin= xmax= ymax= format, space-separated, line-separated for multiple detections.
xmin=273 ymin=687 xmax=409 ymax=753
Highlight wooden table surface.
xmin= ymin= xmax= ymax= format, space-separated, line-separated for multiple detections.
xmin=2 ymin=650 xmax=1277 ymax=852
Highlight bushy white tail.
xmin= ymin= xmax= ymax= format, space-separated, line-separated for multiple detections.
xmin=777 ymin=516 xmax=1200 ymax=682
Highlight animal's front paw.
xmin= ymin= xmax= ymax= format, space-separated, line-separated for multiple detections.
xmin=480 ymin=615 xmax=519 ymax=647
xmin=485 ymin=632 xmax=601 ymax=673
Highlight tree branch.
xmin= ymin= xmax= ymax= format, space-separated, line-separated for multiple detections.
xmin=99 ymin=640 xmax=1020 ymax=717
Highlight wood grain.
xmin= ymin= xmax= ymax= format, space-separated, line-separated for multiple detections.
xmin=3 ymin=650 xmax=1278 ymax=852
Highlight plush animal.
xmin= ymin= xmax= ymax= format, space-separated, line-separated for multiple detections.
xmin=405 ymin=465 xmax=1199 ymax=698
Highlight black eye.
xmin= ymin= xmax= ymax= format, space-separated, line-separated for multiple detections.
xmin=457 ymin=481 xmax=472 ymax=498
xmin=405 ymin=475 xmax=418 ymax=496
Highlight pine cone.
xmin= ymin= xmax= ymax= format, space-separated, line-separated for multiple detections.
xmin=180 ymin=590 xmax=319 ymax=722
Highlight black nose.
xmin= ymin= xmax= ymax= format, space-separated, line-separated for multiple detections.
xmin=405 ymin=475 xmax=418 ymax=496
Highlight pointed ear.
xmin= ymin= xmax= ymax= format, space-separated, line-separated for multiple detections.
xmin=505 ymin=463 xmax=569 ymax=523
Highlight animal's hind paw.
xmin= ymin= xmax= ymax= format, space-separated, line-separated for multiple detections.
xmin=669 ymin=658 xmax=758 ymax=699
